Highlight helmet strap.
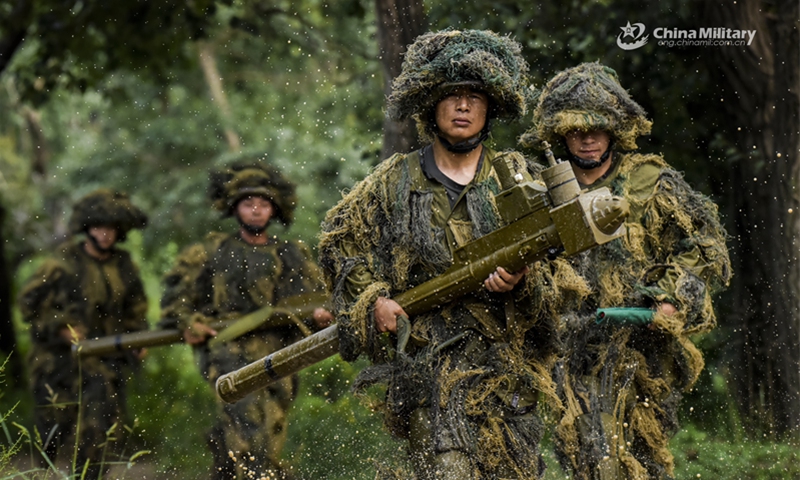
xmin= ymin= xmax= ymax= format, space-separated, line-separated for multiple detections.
xmin=566 ymin=138 xmax=615 ymax=170
xmin=236 ymin=214 xmax=268 ymax=235
xmin=436 ymin=119 xmax=492 ymax=154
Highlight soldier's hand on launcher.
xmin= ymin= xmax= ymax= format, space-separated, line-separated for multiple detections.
xmin=484 ymin=266 xmax=530 ymax=293
xmin=59 ymin=325 xmax=87 ymax=343
xmin=183 ymin=321 xmax=218 ymax=345
xmin=646 ymin=302 xmax=678 ymax=331
xmin=313 ymin=308 xmax=334 ymax=329
xmin=658 ymin=303 xmax=677 ymax=315
xmin=373 ymin=297 xmax=407 ymax=334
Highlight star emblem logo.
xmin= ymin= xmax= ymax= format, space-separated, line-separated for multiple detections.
xmin=616 ymin=22 xmax=648 ymax=51
xmin=620 ymin=21 xmax=637 ymax=38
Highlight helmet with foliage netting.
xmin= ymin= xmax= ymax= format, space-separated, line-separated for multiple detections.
xmin=68 ymin=189 xmax=147 ymax=241
xmin=386 ymin=29 xmax=531 ymax=143
xmin=520 ymin=62 xmax=652 ymax=151
xmin=209 ymin=159 xmax=296 ymax=226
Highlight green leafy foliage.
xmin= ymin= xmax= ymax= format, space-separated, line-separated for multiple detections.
xmin=127 ymin=346 xmax=216 ymax=478
xmin=284 ymin=356 xmax=406 ymax=479
xmin=1 ymin=0 xmax=220 ymax=104
xmin=671 ymin=425 xmax=800 ymax=480
xmin=2 ymin=0 xmax=381 ymax=271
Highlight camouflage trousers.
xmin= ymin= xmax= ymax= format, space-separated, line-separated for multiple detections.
xmin=368 ymin=330 xmax=546 ymax=480
xmin=554 ymin=326 xmax=685 ymax=480
xmin=29 ymin=345 xmax=129 ymax=478
xmin=202 ymin=331 xmax=298 ymax=480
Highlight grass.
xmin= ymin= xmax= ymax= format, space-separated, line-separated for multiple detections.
xmin=3 ymin=316 xmax=799 ymax=480
xmin=671 ymin=425 xmax=800 ymax=480
xmin=0 ymin=350 xmax=150 ymax=480
xmin=4 ymin=348 xmax=800 ymax=479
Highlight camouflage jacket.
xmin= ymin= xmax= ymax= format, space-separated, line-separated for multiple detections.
xmin=160 ymin=232 xmax=326 ymax=335
xmin=553 ymin=151 xmax=733 ymax=480
xmin=19 ymin=239 xmax=148 ymax=348
xmin=571 ymin=152 xmax=731 ymax=334
xmin=319 ymin=146 xmax=578 ymax=365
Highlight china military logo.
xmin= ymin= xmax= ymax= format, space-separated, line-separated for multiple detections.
xmin=617 ymin=21 xmax=648 ymax=50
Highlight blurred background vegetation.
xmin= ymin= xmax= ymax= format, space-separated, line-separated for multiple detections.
xmin=1 ymin=0 xmax=798 ymax=478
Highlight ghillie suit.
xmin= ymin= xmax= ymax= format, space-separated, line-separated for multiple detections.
xmin=521 ymin=63 xmax=731 ymax=479
xmin=519 ymin=62 xmax=651 ymax=153
xmin=386 ymin=28 xmax=532 ymax=145
xmin=160 ymin=161 xmax=325 ymax=480
xmin=320 ymin=146 xmax=590 ymax=479
xmin=19 ymin=189 xmax=148 ymax=478
xmin=320 ymin=30 xmax=580 ymax=479
xmin=319 ymin=29 xmax=579 ymax=480
xmin=208 ymin=160 xmax=297 ymax=225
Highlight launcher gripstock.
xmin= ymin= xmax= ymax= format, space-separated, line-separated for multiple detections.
xmin=215 ymin=144 xmax=630 ymax=403
xmin=71 ymin=320 xmax=233 ymax=358
xmin=72 ymin=292 xmax=328 ymax=358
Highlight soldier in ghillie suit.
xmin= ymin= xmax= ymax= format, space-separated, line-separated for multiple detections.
xmin=319 ymin=29 xmax=582 ymax=479
xmin=159 ymin=160 xmax=332 ymax=479
xmin=19 ymin=189 xmax=149 ymax=478
xmin=520 ymin=62 xmax=732 ymax=479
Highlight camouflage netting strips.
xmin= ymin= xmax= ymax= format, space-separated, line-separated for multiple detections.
xmin=318 ymin=153 xmax=578 ymax=365
xmin=555 ymin=322 xmax=683 ymax=480
xmin=554 ymin=153 xmax=731 ymax=479
xmin=319 ymin=154 xmax=453 ymax=363
xmin=209 ymin=159 xmax=297 ymax=226
xmin=68 ymin=188 xmax=147 ymax=240
xmin=319 ymin=150 xmax=598 ymax=478
xmin=386 ymin=29 xmax=532 ymax=143
xmin=520 ymin=62 xmax=652 ymax=151
xmin=612 ymin=154 xmax=730 ymax=328
xmin=351 ymin=335 xmax=554 ymax=478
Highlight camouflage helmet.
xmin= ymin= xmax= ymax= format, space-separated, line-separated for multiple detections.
xmin=68 ymin=189 xmax=148 ymax=241
xmin=386 ymin=29 xmax=531 ymax=143
xmin=209 ymin=161 xmax=296 ymax=226
xmin=520 ymin=62 xmax=652 ymax=151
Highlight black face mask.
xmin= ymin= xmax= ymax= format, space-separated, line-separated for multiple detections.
xmin=566 ymin=138 xmax=615 ymax=170
xmin=236 ymin=215 xmax=268 ymax=235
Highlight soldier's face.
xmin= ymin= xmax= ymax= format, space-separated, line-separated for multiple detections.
xmin=565 ymin=129 xmax=611 ymax=161
xmin=435 ymin=87 xmax=489 ymax=144
xmin=88 ymin=225 xmax=118 ymax=250
xmin=236 ymin=196 xmax=274 ymax=229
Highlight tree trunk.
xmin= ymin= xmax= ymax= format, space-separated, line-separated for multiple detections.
xmin=22 ymin=106 xmax=49 ymax=175
xmin=198 ymin=41 xmax=241 ymax=153
xmin=0 ymin=202 xmax=12 ymax=352
xmin=374 ymin=0 xmax=427 ymax=159
xmin=0 ymin=0 xmax=32 ymax=75
xmin=699 ymin=0 xmax=800 ymax=437
xmin=0 ymin=201 xmax=21 ymax=378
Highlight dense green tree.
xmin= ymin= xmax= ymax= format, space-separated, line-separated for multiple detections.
xmin=694 ymin=0 xmax=800 ymax=437
xmin=0 ymin=0 xmax=218 ymax=372
xmin=1 ymin=0 xmax=383 ymax=260
xmin=0 ymin=0 xmax=219 ymax=103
